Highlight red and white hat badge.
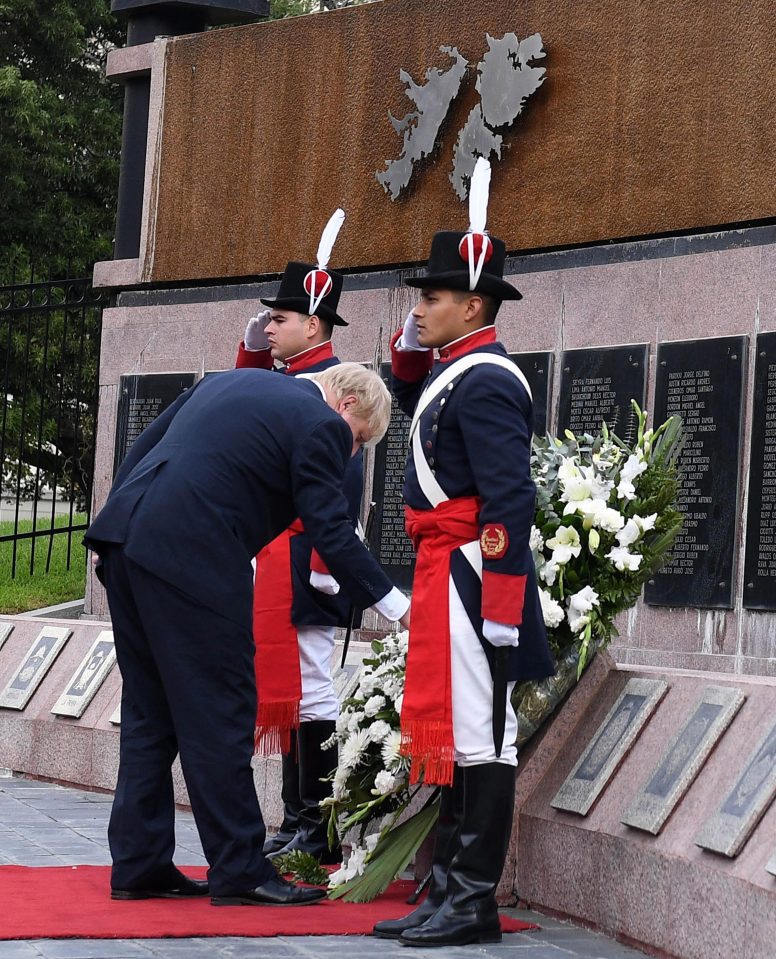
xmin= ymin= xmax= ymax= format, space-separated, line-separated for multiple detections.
xmin=306 ymin=209 xmax=345 ymax=317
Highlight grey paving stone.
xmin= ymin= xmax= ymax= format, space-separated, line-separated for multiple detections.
xmin=31 ymin=942 xmax=154 ymax=959
xmin=0 ymin=943 xmax=47 ymax=959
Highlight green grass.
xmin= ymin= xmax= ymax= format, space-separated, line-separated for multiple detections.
xmin=0 ymin=513 xmax=88 ymax=614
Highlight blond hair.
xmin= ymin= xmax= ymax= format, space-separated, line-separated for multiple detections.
xmin=311 ymin=363 xmax=391 ymax=446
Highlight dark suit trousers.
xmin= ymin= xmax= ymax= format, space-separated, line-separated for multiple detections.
xmin=102 ymin=546 xmax=275 ymax=896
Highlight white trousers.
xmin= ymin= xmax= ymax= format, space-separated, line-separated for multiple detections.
xmin=297 ymin=625 xmax=338 ymax=722
xmin=449 ymin=576 xmax=518 ymax=767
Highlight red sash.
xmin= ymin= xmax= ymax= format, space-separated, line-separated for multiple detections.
xmin=253 ymin=520 xmax=304 ymax=755
xmin=401 ymin=496 xmax=481 ymax=786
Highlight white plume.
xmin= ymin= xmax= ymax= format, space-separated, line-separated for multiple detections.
xmin=316 ymin=208 xmax=345 ymax=270
xmin=467 ymin=157 xmax=491 ymax=234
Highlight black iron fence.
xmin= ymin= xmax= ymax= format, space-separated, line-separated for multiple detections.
xmin=0 ymin=268 xmax=106 ymax=578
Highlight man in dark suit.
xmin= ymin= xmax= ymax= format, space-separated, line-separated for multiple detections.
xmin=86 ymin=363 xmax=409 ymax=907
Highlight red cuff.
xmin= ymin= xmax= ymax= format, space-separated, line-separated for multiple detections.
xmin=235 ymin=342 xmax=273 ymax=370
xmin=310 ymin=549 xmax=329 ymax=574
xmin=390 ymin=328 xmax=434 ymax=381
xmin=482 ymin=571 xmax=527 ymax=626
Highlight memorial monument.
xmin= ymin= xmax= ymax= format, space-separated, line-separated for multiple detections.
xmin=1 ymin=2 xmax=775 ymax=956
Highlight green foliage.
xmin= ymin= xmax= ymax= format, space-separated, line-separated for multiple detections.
xmin=271 ymin=850 xmax=329 ymax=885
xmin=0 ymin=514 xmax=87 ymax=613
xmin=0 ymin=1 xmax=123 ymax=275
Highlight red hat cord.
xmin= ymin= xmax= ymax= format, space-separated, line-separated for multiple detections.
xmin=305 ymin=208 xmax=345 ymax=317
xmin=459 ymin=157 xmax=493 ymax=291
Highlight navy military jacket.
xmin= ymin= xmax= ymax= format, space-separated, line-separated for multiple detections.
xmin=85 ymin=369 xmax=392 ymax=630
xmin=392 ymin=327 xmax=554 ymax=683
xmin=235 ymin=341 xmax=362 ymax=628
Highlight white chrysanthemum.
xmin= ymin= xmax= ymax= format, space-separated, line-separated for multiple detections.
xmin=381 ymin=730 xmax=404 ymax=770
xmin=367 ymin=720 xmax=392 ymax=744
xmin=606 ymin=545 xmax=643 ymax=572
xmin=546 ymin=526 xmax=582 ymax=565
xmin=373 ymin=770 xmax=397 ymax=795
xmin=356 ymin=674 xmax=378 ymax=698
xmin=394 ymin=692 xmax=403 ymax=715
xmin=539 ymin=589 xmax=565 ymax=628
xmin=567 ymin=585 xmax=600 ymax=633
xmin=336 ymin=711 xmax=351 ymax=734
xmin=529 ymin=525 xmax=545 ymax=553
xmin=381 ymin=677 xmax=401 ymax=700
xmin=347 ymin=710 xmax=365 ymax=733
xmin=595 ymin=506 xmax=625 ymax=533
xmin=340 ymin=729 xmax=370 ymax=771
xmin=397 ymin=632 xmax=409 ymax=655
xmin=364 ymin=694 xmax=386 ymax=718
xmin=332 ymin=766 xmax=350 ymax=801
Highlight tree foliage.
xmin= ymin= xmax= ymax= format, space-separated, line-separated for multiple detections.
xmin=0 ymin=1 xmax=123 ymax=277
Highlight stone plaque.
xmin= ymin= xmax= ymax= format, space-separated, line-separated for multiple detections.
xmin=644 ymin=336 xmax=746 ymax=609
xmin=622 ymin=685 xmax=745 ymax=835
xmin=0 ymin=627 xmax=71 ymax=710
xmin=695 ymin=721 xmax=776 ymax=857
xmin=0 ymin=623 xmax=13 ymax=652
xmin=552 ymin=678 xmax=668 ymax=816
xmin=767 ymin=851 xmax=776 ymax=877
xmin=51 ymin=631 xmax=116 ymax=719
xmin=509 ymin=351 xmax=553 ymax=435
xmin=113 ymin=372 xmax=196 ymax=475
xmin=743 ymin=332 xmax=776 ymax=609
xmin=371 ymin=363 xmax=416 ymax=591
xmin=557 ymin=344 xmax=648 ymax=444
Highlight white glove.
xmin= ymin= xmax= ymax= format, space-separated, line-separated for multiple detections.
xmin=244 ymin=310 xmax=271 ymax=351
xmin=310 ymin=570 xmax=340 ymax=595
xmin=483 ymin=619 xmax=520 ymax=648
xmin=398 ymin=311 xmax=430 ymax=351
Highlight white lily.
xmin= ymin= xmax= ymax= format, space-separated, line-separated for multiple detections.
xmin=567 ymin=585 xmax=600 ymax=633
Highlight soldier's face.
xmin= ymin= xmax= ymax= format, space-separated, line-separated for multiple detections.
xmin=412 ymin=289 xmax=471 ymax=348
xmin=265 ymin=310 xmax=313 ymax=360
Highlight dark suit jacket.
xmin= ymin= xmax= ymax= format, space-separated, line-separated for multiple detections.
xmin=85 ymin=369 xmax=393 ymax=628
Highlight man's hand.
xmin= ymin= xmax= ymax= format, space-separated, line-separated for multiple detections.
xmin=482 ymin=619 xmax=519 ymax=648
xmin=244 ymin=310 xmax=271 ymax=351
xmin=310 ymin=570 xmax=340 ymax=595
xmin=399 ymin=311 xmax=430 ymax=351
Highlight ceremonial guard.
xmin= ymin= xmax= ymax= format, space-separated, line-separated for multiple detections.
xmin=235 ymin=210 xmax=361 ymax=863
xmin=373 ymin=160 xmax=554 ymax=946
xmin=85 ymin=361 xmax=410 ymax=906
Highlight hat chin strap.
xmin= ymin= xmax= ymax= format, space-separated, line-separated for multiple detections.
xmin=466 ymin=233 xmax=488 ymax=292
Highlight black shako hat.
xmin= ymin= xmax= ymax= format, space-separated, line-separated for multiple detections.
xmin=404 ymin=231 xmax=521 ymax=301
xmin=261 ymin=261 xmax=347 ymax=326
xmin=261 ymin=209 xmax=348 ymax=326
xmin=405 ymin=157 xmax=521 ymax=301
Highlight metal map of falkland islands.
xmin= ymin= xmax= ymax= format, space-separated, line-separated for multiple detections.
xmin=52 ymin=631 xmax=117 ymax=719
xmin=552 ymin=678 xmax=668 ymax=816
xmin=622 ymin=685 xmax=745 ymax=835
xmin=0 ymin=627 xmax=71 ymax=710
xmin=377 ymin=33 xmax=546 ymax=201
xmin=695 ymin=720 xmax=776 ymax=857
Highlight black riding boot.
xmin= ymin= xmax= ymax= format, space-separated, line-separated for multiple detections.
xmin=400 ymin=762 xmax=516 ymax=947
xmin=263 ymin=730 xmax=303 ymax=855
xmin=373 ymin=765 xmax=464 ymax=939
xmin=268 ymin=720 xmax=341 ymax=864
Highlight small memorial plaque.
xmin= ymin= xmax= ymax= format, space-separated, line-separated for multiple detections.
xmin=509 ymin=351 xmax=553 ymax=435
xmin=557 ymin=345 xmax=648 ymax=444
xmin=0 ymin=623 xmax=13 ymax=652
xmin=113 ymin=372 xmax=196 ymax=475
xmin=622 ymin=685 xmax=745 ymax=835
xmin=51 ymin=631 xmax=116 ymax=719
xmin=645 ymin=336 xmax=746 ymax=608
xmin=767 ymin=851 xmax=776 ymax=877
xmin=743 ymin=332 xmax=776 ymax=609
xmin=552 ymin=678 xmax=668 ymax=816
xmin=695 ymin=721 xmax=776 ymax=857
xmin=371 ymin=363 xmax=416 ymax=591
xmin=0 ymin=627 xmax=71 ymax=710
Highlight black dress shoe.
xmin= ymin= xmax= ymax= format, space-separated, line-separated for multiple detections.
xmin=211 ymin=873 xmax=327 ymax=906
xmin=111 ymin=868 xmax=209 ymax=900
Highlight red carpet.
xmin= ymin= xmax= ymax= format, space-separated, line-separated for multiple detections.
xmin=0 ymin=866 xmax=537 ymax=940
